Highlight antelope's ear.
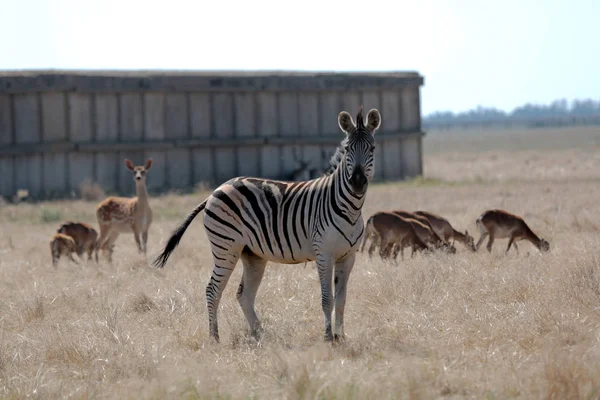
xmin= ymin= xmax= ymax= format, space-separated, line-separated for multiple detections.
xmin=338 ymin=111 xmax=355 ymax=134
xmin=144 ymin=158 xmax=153 ymax=170
xmin=125 ymin=159 xmax=135 ymax=171
xmin=366 ymin=108 xmax=381 ymax=134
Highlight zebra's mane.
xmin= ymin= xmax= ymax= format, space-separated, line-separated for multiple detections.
xmin=324 ymin=136 xmax=348 ymax=176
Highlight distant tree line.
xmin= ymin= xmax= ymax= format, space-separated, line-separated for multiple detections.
xmin=423 ymin=99 xmax=600 ymax=130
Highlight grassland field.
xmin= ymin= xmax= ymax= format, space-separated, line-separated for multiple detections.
xmin=1 ymin=125 xmax=600 ymax=399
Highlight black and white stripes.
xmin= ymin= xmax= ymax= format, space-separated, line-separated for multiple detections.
xmin=154 ymin=106 xmax=382 ymax=343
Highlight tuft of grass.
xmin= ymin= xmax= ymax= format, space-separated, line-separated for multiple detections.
xmin=130 ymin=292 xmax=157 ymax=313
xmin=40 ymin=208 xmax=61 ymax=223
xmin=24 ymin=294 xmax=45 ymax=322
xmin=79 ymin=178 xmax=106 ymax=201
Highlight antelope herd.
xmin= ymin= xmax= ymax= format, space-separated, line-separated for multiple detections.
xmin=48 ymin=158 xmax=551 ymax=267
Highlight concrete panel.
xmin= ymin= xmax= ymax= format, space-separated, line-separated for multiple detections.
xmin=96 ymin=152 xmax=118 ymax=193
xmin=319 ymin=92 xmax=339 ymax=135
xmin=257 ymin=92 xmax=278 ymax=136
xmin=257 ymin=92 xmax=279 ymax=178
xmin=14 ymin=94 xmax=40 ymax=144
xmin=401 ymin=87 xmax=421 ymax=131
xmin=192 ymin=149 xmax=214 ymax=187
xmin=382 ymin=139 xmax=402 ymax=180
xmin=68 ymin=93 xmax=93 ymax=142
xmin=0 ymin=94 xmax=12 ymax=145
xmin=362 ymin=91 xmax=380 ymax=115
xmin=165 ymin=93 xmax=188 ymax=139
xmin=120 ymin=93 xmax=143 ymax=140
xmin=43 ymin=152 xmax=67 ymax=196
xmin=167 ymin=149 xmax=191 ymax=190
xmin=298 ymin=93 xmax=319 ymax=135
xmin=190 ymin=93 xmax=211 ymax=138
xmin=382 ymin=91 xmax=400 ymax=132
xmin=213 ymin=93 xmax=235 ymax=183
xmin=95 ymin=94 xmax=119 ymax=141
xmin=341 ymin=91 xmax=360 ymax=118
xmin=215 ymin=148 xmax=236 ymax=183
xmin=260 ymin=146 xmax=279 ymax=179
xmin=213 ymin=93 xmax=234 ymax=138
xmin=15 ymin=155 xmax=42 ymax=197
xmin=235 ymin=93 xmax=259 ymax=177
xmin=279 ymin=92 xmax=299 ymax=176
xmin=68 ymin=153 xmax=94 ymax=195
xmin=144 ymin=93 xmax=165 ymax=140
xmin=143 ymin=151 xmax=166 ymax=193
xmin=0 ymin=157 xmax=13 ymax=198
xmin=401 ymin=137 xmax=422 ymax=177
xmin=41 ymin=92 xmax=67 ymax=141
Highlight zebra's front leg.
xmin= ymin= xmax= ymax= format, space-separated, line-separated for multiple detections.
xmin=334 ymin=253 xmax=355 ymax=342
xmin=316 ymin=252 xmax=335 ymax=342
xmin=237 ymin=251 xmax=267 ymax=340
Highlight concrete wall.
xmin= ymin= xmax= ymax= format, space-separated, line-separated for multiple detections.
xmin=0 ymin=71 xmax=425 ymax=200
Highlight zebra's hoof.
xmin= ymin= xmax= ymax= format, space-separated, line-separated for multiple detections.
xmin=324 ymin=332 xmax=334 ymax=342
xmin=333 ymin=333 xmax=346 ymax=344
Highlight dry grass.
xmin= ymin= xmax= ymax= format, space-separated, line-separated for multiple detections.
xmin=1 ymin=126 xmax=600 ymax=399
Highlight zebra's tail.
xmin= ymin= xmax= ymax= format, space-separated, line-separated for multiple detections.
xmin=360 ymin=215 xmax=374 ymax=253
xmin=153 ymin=199 xmax=208 ymax=269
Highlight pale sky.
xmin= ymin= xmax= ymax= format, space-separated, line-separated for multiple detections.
xmin=2 ymin=0 xmax=598 ymax=115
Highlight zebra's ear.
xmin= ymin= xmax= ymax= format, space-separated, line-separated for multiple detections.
xmin=366 ymin=109 xmax=381 ymax=134
xmin=125 ymin=159 xmax=135 ymax=171
xmin=338 ymin=111 xmax=355 ymax=134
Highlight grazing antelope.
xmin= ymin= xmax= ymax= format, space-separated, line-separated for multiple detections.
xmin=361 ymin=212 xmax=429 ymax=261
xmin=57 ymin=221 xmax=99 ymax=262
xmin=154 ymin=106 xmax=381 ymax=343
xmin=391 ymin=210 xmax=452 ymax=251
xmin=475 ymin=209 xmax=550 ymax=254
xmin=50 ymin=233 xmax=79 ymax=266
xmin=413 ymin=210 xmax=476 ymax=251
xmin=95 ymin=158 xmax=153 ymax=262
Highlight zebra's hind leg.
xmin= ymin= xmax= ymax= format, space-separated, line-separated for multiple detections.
xmin=236 ymin=249 xmax=267 ymax=341
xmin=206 ymin=247 xmax=241 ymax=343
xmin=333 ymin=252 xmax=355 ymax=342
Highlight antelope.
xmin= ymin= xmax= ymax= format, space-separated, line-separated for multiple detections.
xmin=361 ymin=212 xmax=429 ymax=261
xmin=414 ymin=210 xmax=476 ymax=251
xmin=475 ymin=209 xmax=550 ymax=254
xmin=50 ymin=233 xmax=79 ymax=266
xmin=95 ymin=158 xmax=153 ymax=262
xmin=57 ymin=221 xmax=99 ymax=262
xmin=391 ymin=210 xmax=455 ymax=252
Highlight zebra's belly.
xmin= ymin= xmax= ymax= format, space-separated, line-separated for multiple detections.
xmin=244 ymin=242 xmax=316 ymax=264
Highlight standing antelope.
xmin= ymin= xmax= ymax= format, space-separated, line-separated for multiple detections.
xmin=95 ymin=158 xmax=153 ymax=262
xmin=50 ymin=233 xmax=79 ymax=266
xmin=413 ymin=210 xmax=476 ymax=251
xmin=57 ymin=221 xmax=99 ymax=262
xmin=361 ymin=212 xmax=429 ymax=261
xmin=475 ymin=209 xmax=550 ymax=254
xmin=154 ymin=106 xmax=381 ymax=343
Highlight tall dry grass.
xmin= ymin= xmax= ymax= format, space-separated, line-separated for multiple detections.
xmin=1 ymin=127 xmax=600 ymax=399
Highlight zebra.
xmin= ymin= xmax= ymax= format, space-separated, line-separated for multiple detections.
xmin=153 ymin=106 xmax=382 ymax=343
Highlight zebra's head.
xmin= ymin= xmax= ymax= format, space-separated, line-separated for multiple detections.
xmin=337 ymin=106 xmax=381 ymax=194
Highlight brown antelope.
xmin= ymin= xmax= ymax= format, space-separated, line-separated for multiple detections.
xmin=391 ymin=210 xmax=454 ymax=252
xmin=361 ymin=212 xmax=429 ymax=261
xmin=57 ymin=221 xmax=99 ymax=262
xmin=414 ymin=210 xmax=476 ymax=251
xmin=95 ymin=158 xmax=153 ymax=262
xmin=50 ymin=233 xmax=79 ymax=266
xmin=475 ymin=209 xmax=550 ymax=254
